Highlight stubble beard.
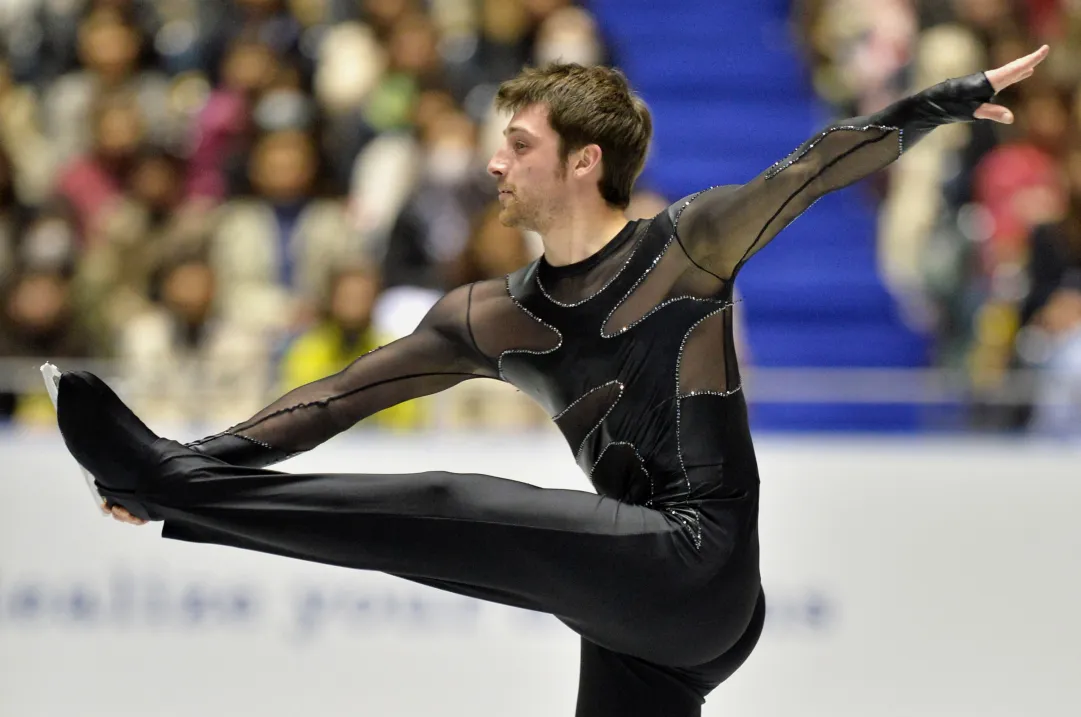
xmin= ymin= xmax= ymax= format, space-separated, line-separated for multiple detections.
xmin=497 ymin=200 xmax=519 ymax=228
xmin=500 ymin=166 xmax=564 ymax=232
xmin=499 ymin=194 xmax=540 ymax=232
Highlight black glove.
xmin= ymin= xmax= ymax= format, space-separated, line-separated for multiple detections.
xmin=870 ymin=72 xmax=998 ymax=152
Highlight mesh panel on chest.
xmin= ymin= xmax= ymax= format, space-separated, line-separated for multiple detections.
xmin=553 ymin=380 xmax=624 ymax=461
xmin=534 ymin=224 xmax=644 ymax=306
xmin=678 ymin=306 xmax=739 ymax=396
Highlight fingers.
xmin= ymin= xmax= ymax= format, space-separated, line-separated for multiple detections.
xmin=976 ymin=44 xmax=1047 ymax=123
xmin=1003 ymin=44 xmax=1050 ymax=78
xmin=973 ymin=103 xmax=1015 ymax=124
xmin=109 ymin=504 xmax=148 ymax=526
xmin=985 ymin=44 xmax=1050 ymax=92
xmin=1013 ymin=44 xmax=1050 ymax=72
xmin=101 ymin=499 xmax=147 ymax=525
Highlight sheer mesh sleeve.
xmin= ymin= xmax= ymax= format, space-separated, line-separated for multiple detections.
xmin=674 ymin=72 xmax=998 ymax=280
xmin=187 ymin=282 xmax=499 ymax=467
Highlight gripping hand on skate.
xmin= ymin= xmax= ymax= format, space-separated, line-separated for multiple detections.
xmin=109 ymin=503 xmax=147 ymax=525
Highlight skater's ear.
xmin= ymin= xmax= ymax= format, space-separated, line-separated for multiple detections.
xmin=570 ymin=144 xmax=604 ymax=178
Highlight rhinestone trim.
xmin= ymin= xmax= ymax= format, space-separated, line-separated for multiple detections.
xmin=601 ymin=193 xmax=722 ymax=339
xmin=185 ymin=429 xmax=298 ymax=462
xmin=186 ymin=429 xmax=274 ymax=452
xmin=764 ymin=123 xmax=901 ymax=180
xmin=535 ymin=220 xmax=653 ymax=308
xmin=679 ymin=387 xmax=743 ymax=399
xmin=497 ymin=275 xmax=564 ymax=382
xmin=569 ymin=381 xmax=625 ymax=460
xmin=663 ymin=506 xmax=701 ymax=542
xmin=185 ymin=430 xmax=229 ymax=449
xmin=609 ymin=292 xmax=730 ymax=338
xmin=589 ymin=440 xmax=654 ymax=507
xmin=672 ymin=303 xmax=737 ymax=549
xmin=234 ymin=433 xmax=275 ymax=450
xmin=553 ymin=379 xmax=624 ymax=421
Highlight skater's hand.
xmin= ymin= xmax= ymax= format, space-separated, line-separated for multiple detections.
xmin=973 ymin=44 xmax=1050 ymax=124
xmin=106 ymin=502 xmax=147 ymax=526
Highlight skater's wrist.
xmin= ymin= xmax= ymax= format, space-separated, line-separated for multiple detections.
xmin=864 ymin=73 xmax=997 ymax=154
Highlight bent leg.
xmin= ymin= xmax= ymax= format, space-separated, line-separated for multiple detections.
xmin=576 ymin=639 xmax=704 ymax=717
xmin=574 ymin=588 xmax=766 ymax=717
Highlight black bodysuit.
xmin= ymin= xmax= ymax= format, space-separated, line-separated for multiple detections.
xmin=55 ymin=73 xmax=997 ymax=716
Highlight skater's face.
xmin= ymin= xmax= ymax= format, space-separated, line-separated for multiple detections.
xmin=487 ymin=103 xmax=574 ymax=233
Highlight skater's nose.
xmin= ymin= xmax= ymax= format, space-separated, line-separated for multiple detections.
xmin=488 ymin=148 xmax=508 ymax=178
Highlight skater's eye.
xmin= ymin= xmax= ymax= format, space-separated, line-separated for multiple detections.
xmin=514 ymin=141 xmax=528 ymax=152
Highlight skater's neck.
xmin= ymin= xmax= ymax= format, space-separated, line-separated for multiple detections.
xmin=539 ymin=202 xmax=629 ymax=268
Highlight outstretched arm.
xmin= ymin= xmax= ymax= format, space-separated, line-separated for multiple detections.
xmin=674 ymin=45 xmax=1050 ymax=281
xmin=185 ymin=283 xmax=498 ymax=467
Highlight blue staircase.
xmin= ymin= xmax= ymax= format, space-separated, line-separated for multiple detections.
xmin=588 ymin=0 xmax=932 ymax=431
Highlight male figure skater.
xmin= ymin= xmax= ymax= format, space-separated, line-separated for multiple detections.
xmin=56 ymin=45 xmax=1049 ymax=717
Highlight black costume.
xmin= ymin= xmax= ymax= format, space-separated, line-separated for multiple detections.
xmin=56 ymin=73 xmax=997 ymax=716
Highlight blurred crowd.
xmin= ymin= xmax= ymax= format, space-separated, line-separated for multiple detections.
xmin=794 ymin=0 xmax=1081 ymax=434
xmin=0 ymin=0 xmax=635 ymax=431
xmin=3 ymin=0 xmax=1076 ymax=437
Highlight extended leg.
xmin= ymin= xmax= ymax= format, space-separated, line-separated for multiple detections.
xmin=55 ymin=370 xmax=755 ymax=669
xmin=146 ymin=446 xmax=691 ymax=659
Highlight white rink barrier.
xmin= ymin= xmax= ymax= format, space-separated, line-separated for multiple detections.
xmin=1 ymin=431 xmax=1079 ymax=717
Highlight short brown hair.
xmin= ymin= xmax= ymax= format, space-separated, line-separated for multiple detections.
xmin=495 ymin=63 xmax=652 ymax=209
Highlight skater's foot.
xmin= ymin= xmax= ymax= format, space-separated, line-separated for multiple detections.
xmin=56 ymin=370 xmax=163 ymax=522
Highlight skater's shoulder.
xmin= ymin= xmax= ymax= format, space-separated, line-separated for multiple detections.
xmin=423 ymin=278 xmax=520 ymax=329
xmin=665 ymin=185 xmax=743 ymax=230
xmin=463 ymin=274 xmax=532 ymax=309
